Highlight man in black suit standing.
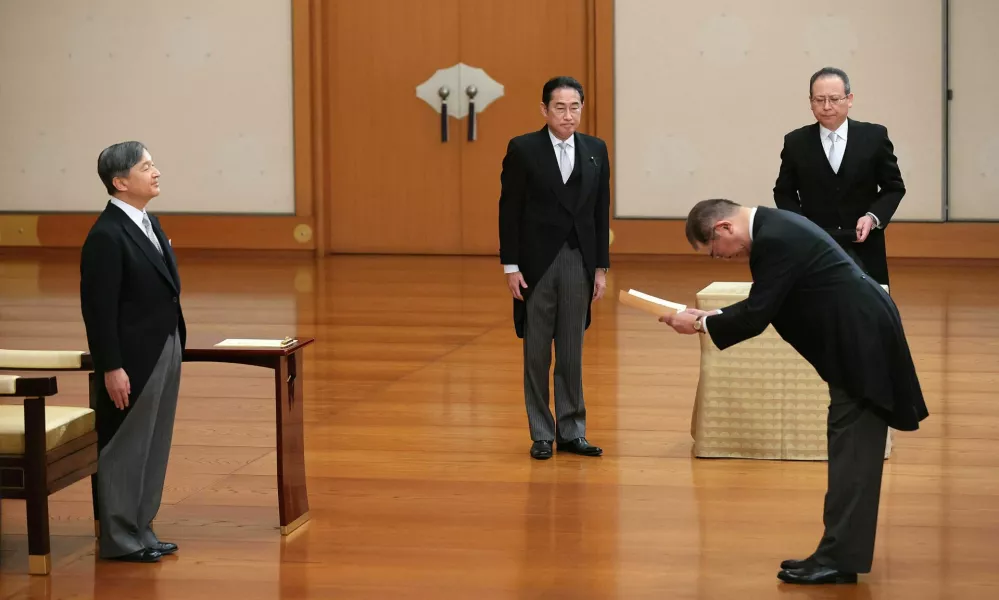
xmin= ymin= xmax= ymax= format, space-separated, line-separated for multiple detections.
xmin=773 ymin=67 xmax=905 ymax=286
xmin=498 ymin=76 xmax=610 ymax=460
xmin=80 ymin=141 xmax=185 ymax=563
xmin=660 ymin=199 xmax=928 ymax=584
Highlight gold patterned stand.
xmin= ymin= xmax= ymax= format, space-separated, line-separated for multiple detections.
xmin=692 ymin=282 xmax=893 ymax=461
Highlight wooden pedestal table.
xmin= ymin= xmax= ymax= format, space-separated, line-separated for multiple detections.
xmin=182 ymin=337 xmax=314 ymax=535
xmin=0 ymin=337 xmax=315 ymax=536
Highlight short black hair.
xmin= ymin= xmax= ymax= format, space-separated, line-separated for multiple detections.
xmin=542 ymin=76 xmax=584 ymax=106
xmin=685 ymin=199 xmax=742 ymax=248
xmin=809 ymin=67 xmax=851 ymax=97
xmin=97 ymin=141 xmax=147 ymax=196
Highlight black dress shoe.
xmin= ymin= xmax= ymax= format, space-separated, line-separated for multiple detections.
xmin=151 ymin=541 xmax=178 ymax=555
xmin=780 ymin=556 xmax=819 ymax=570
xmin=778 ymin=566 xmax=857 ymax=585
xmin=530 ymin=440 xmax=553 ymax=460
xmin=107 ymin=548 xmax=162 ymax=563
xmin=557 ymin=437 xmax=603 ymax=456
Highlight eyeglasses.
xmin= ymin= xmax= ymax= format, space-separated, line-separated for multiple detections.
xmin=810 ymin=96 xmax=848 ymax=106
xmin=550 ymin=105 xmax=582 ymax=116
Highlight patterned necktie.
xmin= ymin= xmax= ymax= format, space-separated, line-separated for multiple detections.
xmin=142 ymin=212 xmax=163 ymax=255
xmin=558 ymin=141 xmax=572 ymax=183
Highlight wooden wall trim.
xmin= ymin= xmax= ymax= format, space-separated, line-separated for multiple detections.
xmin=308 ymin=0 xmax=328 ymax=257
xmin=584 ymin=0 xmax=597 ymax=135
xmin=292 ymin=0 xmax=314 ymax=220
xmin=608 ymin=219 xmax=999 ymax=259
xmin=593 ymin=0 xmax=613 ymax=164
xmin=0 ymin=214 xmax=315 ymax=250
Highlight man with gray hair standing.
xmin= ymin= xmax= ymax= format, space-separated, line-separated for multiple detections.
xmin=80 ymin=141 xmax=185 ymax=563
xmin=773 ymin=67 xmax=905 ymax=286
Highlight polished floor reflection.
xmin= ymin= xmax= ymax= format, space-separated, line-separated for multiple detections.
xmin=1 ymin=250 xmax=998 ymax=599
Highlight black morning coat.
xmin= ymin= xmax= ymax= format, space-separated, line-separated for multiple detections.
xmin=705 ymin=206 xmax=928 ymax=431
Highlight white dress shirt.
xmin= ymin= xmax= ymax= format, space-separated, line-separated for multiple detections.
xmin=110 ymin=197 xmax=148 ymax=231
xmin=701 ymin=207 xmax=757 ymax=336
xmin=818 ymin=121 xmax=881 ymax=229
xmin=110 ymin=197 xmax=163 ymax=253
xmin=819 ymin=120 xmax=848 ymax=174
xmin=503 ymin=128 xmax=576 ymax=274
xmin=550 ymin=128 xmax=575 ymax=179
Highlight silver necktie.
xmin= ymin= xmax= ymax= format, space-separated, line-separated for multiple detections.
xmin=827 ymin=132 xmax=840 ymax=173
xmin=558 ymin=142 xmax=572 ymax=183
xmin=142 ymin=213 xmax=163 ymax=255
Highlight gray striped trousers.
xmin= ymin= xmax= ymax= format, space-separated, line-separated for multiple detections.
xmin=522 ymin=243 xmax=590 ymax=442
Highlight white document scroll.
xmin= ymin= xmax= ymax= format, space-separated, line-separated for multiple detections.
xmin=618 ymin=289 xmax=686 ymax=317
xmin=214 ymin=338 xmax=297 ymax=348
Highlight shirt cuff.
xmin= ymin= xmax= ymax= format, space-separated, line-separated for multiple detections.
xmin=503 ymin=264 xmax=520 ymax=274
xmin=866 ymin=212 xmax=882 ymax=228
xmin=701 ymin=308 xmax=721 ymax=335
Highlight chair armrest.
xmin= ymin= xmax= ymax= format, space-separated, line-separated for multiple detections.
xmin=0 ymin=350 xmax=89 ymax=371
xmin=0 ymin=375 xmax=59 ymax=397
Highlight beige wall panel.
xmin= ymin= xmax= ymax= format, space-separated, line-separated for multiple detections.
xmin=0 ymin=0 xmax=295 ymax=214
xmin=947 ymin=0 xmax=999 ymax=220
xmin=614 ymin=0 xmax=944 ymax=221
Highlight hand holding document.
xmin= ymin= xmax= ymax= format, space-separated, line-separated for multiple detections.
xmin=618 ymin=289 xmax=686 ymax=317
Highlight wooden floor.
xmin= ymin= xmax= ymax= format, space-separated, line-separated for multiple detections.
xmin=1 ymin=250 xmax=999 ymax=599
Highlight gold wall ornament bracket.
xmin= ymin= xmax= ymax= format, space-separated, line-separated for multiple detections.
xmin=293 ymin=223 xmax=312 ymax=243
xmin=0 ymin=215 xmax=41 ymax=246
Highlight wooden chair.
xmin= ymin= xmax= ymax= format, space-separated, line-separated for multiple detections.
xmin=0 ymin=373 xmax=98 ymax=575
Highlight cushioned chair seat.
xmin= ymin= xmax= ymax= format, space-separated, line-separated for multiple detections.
xmin=0 ymin=405 xmax=96 ymax=454
xmin=0 ymin=349 xmax=85 ymax=370
xmin=0 ymin=373 xmax=98 ymax=576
